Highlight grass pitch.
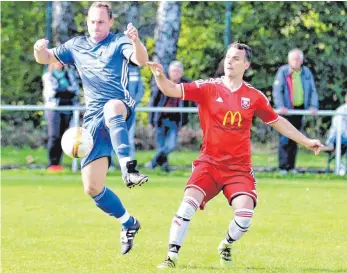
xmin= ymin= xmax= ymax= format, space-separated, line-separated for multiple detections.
xmin=2 ymin=170 xmax=346 ymax=273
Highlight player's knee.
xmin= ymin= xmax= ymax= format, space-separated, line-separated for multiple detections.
xmin=233 ymin=209 xmax=254 ymax=232
xmin=176 ymin=196 xmax=200 ymax=220
xmin=104 ymin=99 xmax=126 ymax=119
xmin=83 ymin=183 xmax=103 ymax=197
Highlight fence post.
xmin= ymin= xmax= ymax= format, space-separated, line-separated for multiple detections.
xmin=334 ymin=114 xmax=342 ymax=175
xmin=72 ymin=109 xmax=80 ymax=173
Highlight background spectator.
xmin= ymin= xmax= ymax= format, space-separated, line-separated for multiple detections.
xmin=42 ymin=62 xmax=79 ymax=172
xmin=273 ymin=48 xmax=319 ymax=174
xmin=325 ymin=91 xmax=347 ymax=148
xmin=146 ymin=60 xmax=191 ymax=172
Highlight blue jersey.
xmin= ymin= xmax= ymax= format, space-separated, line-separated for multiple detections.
xmin=53 ymin=32 xmax=136 ymax=123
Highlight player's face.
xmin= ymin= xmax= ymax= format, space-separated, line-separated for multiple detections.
xmin=168 ymin=66 xmax=183 ymax=83
xmin=288 ymin=52 xmax=303 ymax=71
xmin=224 ymin=48 xmax=250 ymax=78
xmin=87 ymin=7 xmax=114 ymax=42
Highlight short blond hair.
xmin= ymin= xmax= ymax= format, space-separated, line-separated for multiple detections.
xmin=89 ymin=2 xmax=113 ymax=19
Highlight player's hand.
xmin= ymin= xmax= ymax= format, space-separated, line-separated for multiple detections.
xmin=278 ymin=107 xmax=288 ymax=115
xmin=305 ymin=139 xmax=324 ymax=155
xmin=34 ymin=38 xmax=49 ymax=51
xmin=147 ymin=61 xmax=164 ymax=77
xmin=124 ymin=23 xmax=139 ymax=42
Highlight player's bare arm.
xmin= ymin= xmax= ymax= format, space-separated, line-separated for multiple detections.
xmin=270 ymin=116 xmax=323 ymax=155
xmin=125 ymin=23 xmax=149 ymax=66
xmin=147 ymin=61 xmax=182 ymax=98
xmin=33 ymin=38 xmax=59 ymax=64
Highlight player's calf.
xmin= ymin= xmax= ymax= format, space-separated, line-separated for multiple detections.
xmin=219 ymin=208 xmax=254 ymax=267
xmin=158 ymin=195 xmax=200 ymax=269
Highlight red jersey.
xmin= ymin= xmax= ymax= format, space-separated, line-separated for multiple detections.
xmin=181 ymin=77 xmax=279 ymax=171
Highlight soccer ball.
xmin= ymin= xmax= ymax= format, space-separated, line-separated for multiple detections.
xmin=61 ymin=127 xmax=93 ymax=159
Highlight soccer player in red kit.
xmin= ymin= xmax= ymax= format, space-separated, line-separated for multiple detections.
xmin=147 ymin=42 xmax=323 ymax=269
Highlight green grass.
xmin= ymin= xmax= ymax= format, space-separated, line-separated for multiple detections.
xmin=1 ymin=146 xmax=330 ymax=169
xmin=2 ymin=170 xmax=347 ymax=273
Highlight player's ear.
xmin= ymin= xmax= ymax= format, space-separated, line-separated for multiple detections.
xmin=244 ymin=62 xmax=250 ymax=70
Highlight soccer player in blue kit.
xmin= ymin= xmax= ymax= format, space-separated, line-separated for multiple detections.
xmin=34 ymin=2 xmax=148 ymax=255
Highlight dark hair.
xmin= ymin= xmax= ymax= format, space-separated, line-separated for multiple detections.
xmin=90 ymin=2 xmax=113 ymax=19
xmin=228 ymin=42 xmax=252 ymax=62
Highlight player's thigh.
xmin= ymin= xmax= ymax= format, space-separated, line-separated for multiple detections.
xmin=81 ymin=157 xmax=109 ymax=196
xmin=222 ymin=170 xmax=257 ymax=209
xmin=185 ymin=161 xmax=221 ymax=209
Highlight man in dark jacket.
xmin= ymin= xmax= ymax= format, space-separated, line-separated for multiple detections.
xmin=272 ymin=48 xmax=319 ymax=174
xmin=146 ymin=60 xmax=192 ymax=172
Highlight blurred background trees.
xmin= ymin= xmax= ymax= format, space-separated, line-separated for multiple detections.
xmin=1 ymin=1 xmax=346 ymax=147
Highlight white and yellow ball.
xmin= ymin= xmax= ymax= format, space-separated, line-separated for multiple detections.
xmin=61 ymin=127 xmax=93 ymax=159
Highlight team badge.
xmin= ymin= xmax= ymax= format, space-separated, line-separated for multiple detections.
xmin=241 ymin=97 xmax=250 ymax=109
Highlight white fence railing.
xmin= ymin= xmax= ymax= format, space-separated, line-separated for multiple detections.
xmin=1 ymin=105 xmax=346 ymax=174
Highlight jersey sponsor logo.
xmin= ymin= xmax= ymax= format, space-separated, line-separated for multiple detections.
xmin=222 ymin=111 xmax=242 ymax=127
xmin=241 ymin=97 xmax=250 ymax=109
xmin=216 ymin=97 xmax=223 ymax=102
xmin=194 ymin=78 xmax=223 ymax=88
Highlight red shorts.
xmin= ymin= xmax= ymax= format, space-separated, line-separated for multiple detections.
xmin=185 ymin=160 xmax=257 ymax=210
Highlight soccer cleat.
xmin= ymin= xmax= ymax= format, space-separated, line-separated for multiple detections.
xmin=157 ymin=256 xmax=177 ymax=269
xmin=123 ymin=160 xmax=148 ymax=188
xmin=218 ymin=240 xmax=232 ymax=267
xmin=120 ymin=218 xmax=141 ymax=255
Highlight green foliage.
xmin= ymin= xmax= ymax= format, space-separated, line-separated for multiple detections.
xmin=1 ymin=2 xmax=346 ymax=145
xmin=1 ymin=2 xmax=46 ymax=125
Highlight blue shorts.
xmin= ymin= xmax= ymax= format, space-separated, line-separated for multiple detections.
xmin=81 ymin=103 xmax=134 ymax=169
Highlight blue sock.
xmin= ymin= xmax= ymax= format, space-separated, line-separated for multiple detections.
xmin=93 ymin=187 xmax=135 ymax=228
xmin=108 ymin=115 xmax=131 ymax=173
xmin=109 ymin=115 xmax=130 ymax=158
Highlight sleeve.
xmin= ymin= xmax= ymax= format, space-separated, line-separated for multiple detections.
xmin=272 ymin=67 xmax=285 ymax=109
xmin=254 ymin=92 xmax=279 ymax=124
xmin=52 ymin=38 xmax=75 ymax=65
xmin=180 ymin=79 xmax=211 ymax=104
xmin=118 ymin=35 xmax=135 ymax=64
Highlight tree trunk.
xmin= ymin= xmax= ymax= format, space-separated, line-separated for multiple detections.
xmin=52 ymin=1 xmax=76 ymax=45
xmin=151 ymin=1 xmax=182 ymax=91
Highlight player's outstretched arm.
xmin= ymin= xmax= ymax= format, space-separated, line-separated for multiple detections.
xmin=34 ymin=38 xmax=58 ymax=64
xmin=125 ymin=23 xmax=149 ymax=66
xmin=147 ymin=62 xmax=182 ymax=98
xmin=270 ymin=116 xmax=323 ymax=155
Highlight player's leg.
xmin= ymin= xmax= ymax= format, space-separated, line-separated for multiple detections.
xmin=104 ymin=99 xmax=148 ymax=188
xmin=218 ymin=171 xmax=257 ymax=267
xmin=81 ymin=157 xmax=140 ymax=255
xmin=158 ymin=161 xmax=219 ymax=269
xmin=158 ymin=187 xmax=204 ymax=269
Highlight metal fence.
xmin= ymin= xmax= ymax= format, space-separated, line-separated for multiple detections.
xmin=1 ymin=105 xmax=346 ymax=174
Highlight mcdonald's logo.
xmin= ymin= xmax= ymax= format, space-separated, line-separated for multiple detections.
xmin=222 ymin=111 xmax=242 ymax=127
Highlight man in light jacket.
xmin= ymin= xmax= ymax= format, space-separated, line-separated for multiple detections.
xmin=273 ymin=48 xmax=319 ymax=174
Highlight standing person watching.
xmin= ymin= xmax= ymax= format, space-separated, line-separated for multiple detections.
xmin=273 ymin=48 xmax=319 ymax=174
xmin=43 ymin=62 xmax=79 ymax=172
